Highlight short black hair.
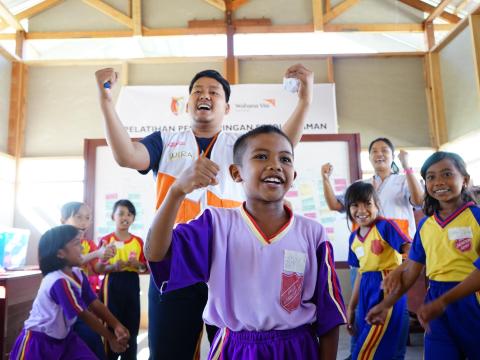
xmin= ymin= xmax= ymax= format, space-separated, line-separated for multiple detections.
xmin=60 ymin=201 xmax=83 ymax=221
xmin=38 ymin=225 xmax=79 ymax=275
xmin=344 ymin=181 xmax=381 ymax=223
xmin=112 ymin=199 xmax=136 ymax=218
xmin=233 ymin=125 xmax=293 ymax=164
xmin=421 ymin=151 xmax=476 ymax=216
xmin=189 ymin=69 xmax=231 ymax=102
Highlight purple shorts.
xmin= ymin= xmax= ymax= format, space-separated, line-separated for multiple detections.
xmin=208 ymin=325 xmax=319 ymax=360
xmin=9 ymin=328 xmax=98 ymax=360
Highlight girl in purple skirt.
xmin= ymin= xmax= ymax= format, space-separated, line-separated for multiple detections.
xmin=9 ymin=225 xmax=130 ymax=360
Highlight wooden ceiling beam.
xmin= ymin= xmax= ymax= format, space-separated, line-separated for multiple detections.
xmin=16 ymin=0 xmax=64 ymax=20
xmin=324 ymin=23 xmax=454 ymax=32
xmin=0 ymin=44 xmax=19 ymax=61
xmin=324 ymin=0 xmax=359 ymax=23
xmin=205 ymin=0 xmax=225 ymax=11
xmin=454 ymin=0 xmax=470 ymax=14
xmin=188 ymin=18 xmax=271 ymax=28
xmin=23 ymin=21 xmax=456 ymax=40
xmin=0 ymin=1 xmax=24 ymax=31
xmin=431 ymin=3 xmax=480 ymax=52
xmin=82 ymin=0 xmax=134 ymax=28
xmin=231 ymin=0 xmax=249 ymax=11
xmin=398 ymin=0 xmax=460 ymax=23
xmin=0 ymin=0 xmax=64 ymax=31
xmin=425 ymin=0 xmax=455 ymax=23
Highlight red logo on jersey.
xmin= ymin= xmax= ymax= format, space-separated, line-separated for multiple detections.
xmin=371 ymin=239 xmax=384 ymax=255
xmin=280 ymin=272 xmax=304 ymax=313
xmin=455 ymin=238 xmax=472 ymax=252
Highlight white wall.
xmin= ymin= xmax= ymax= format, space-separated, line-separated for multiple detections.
xmin=440 ymin=26 xmax=480 ymax=142
xmin=0 ymin=153 xmax=15 ymax=227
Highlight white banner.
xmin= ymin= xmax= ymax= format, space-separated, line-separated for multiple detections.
xmin=116 ymin=84 xmax=338 ymax=136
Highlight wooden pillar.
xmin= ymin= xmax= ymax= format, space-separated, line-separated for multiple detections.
xmin=15 ymin=31 xmax=25 ymax=58
xmin=425 ymin=21 xmax=435 ymax=50
xmin=121 ymin=62 xmax=129 ymax=86
xmin=312 ymin=0 xmax=324 ymax=31
xmin=224 ymin=0 xmax=238 ymax=84
xmin=327 ymin=56 xmax=334 ymax=83
xmin=132 ymin=0 xmax=142 ymax=36
xmin=424 ymin=52 xmax=447 ymax=149
xmin=470 ymin=15 xmax=480 ymax=98
xmin=7 ymin=62 xmax=28 ymax=158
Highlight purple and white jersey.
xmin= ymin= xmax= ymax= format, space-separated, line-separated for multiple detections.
xmin=149 ymin=205 xmax=346 ymax=336
xmin=24 ymin=267 xmax=97 ymax=339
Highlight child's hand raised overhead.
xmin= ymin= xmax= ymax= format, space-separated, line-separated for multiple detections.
xmin=172 ymin=157 xmax=220 ymax=195
xmin=284 ymin=63 xmax=314 ymax=104
xmin=321 ymin=163 xmax=333 ymax=180
xmin=95 ymin=67 xmax=118 ymax=101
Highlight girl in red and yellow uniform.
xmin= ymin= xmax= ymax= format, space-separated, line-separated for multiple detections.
xmin=100 ymin=199 xmax=146 ymax=360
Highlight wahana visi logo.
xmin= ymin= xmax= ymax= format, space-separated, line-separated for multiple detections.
xmin=171 ymin=97 xmax=186 ymax=116
xmin=264 ymin=98 xmax=276 ymax=107
xmin=234 ymin=98 xmax=277 ymax=111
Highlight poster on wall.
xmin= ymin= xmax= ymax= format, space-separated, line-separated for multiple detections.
xmin=115 ymin=84 xmax=338 ymax=136
xmin=87 ymin=135 xmax=360 ymax=263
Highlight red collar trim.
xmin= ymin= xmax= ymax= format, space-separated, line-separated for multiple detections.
xmin=434 ymin=202 xmax=475 ymax=228
xmin=242 ymin=203 xmax=293 ymax=244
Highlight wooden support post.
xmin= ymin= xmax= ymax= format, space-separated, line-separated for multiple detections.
xmin=327 ymin=56 xmax=334 ymax=83
xmin=470 ymin=15 xmax=480 ymax=98
xmin=7 ymin=62 xmax=28 ymax=158
xmin=224 ymin=0 xmax=238 ymax=84
xmin=425 ymin=21 xmax=435 ymax=50
xmin=325 ymin=0 xmax=331 ymax=12
xmin=312 ymin=0 xmax=324 ymax=31
xmin=121 ymin=62 xmax=129 ymax=86
xmin=132 ymin=0 xmax=142 ymax=36
xmin=424 ymin=52 xmax=447 ymax=149
xmin=15 ymin=31 xmax=25 ymax=58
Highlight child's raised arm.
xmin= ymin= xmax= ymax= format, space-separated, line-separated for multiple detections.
xmin=144 ymin=157 xmax=220 ymax=262
xmin=281 ymin=63 xmax=313 ymax=146
xmin=95 ymin=68 xmax=150 ymax=170
xmin=321 ymin=163 xmax=345 ymax=212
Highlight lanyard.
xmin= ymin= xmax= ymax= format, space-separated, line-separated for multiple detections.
xmin=198 ymin=131 xmax=220 ymax=158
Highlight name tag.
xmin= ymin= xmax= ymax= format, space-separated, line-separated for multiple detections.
xmin=113 ymin=240 xmax=124 ymax=249
xmin=284 ymin=250 xmax=306 ymax=274
xmin=355 ymin=246 xmax=365 ymax=258
xmin=448 ymin=227 xmax=473 ymax=240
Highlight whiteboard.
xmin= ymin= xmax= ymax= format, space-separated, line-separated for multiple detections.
xmin=84 ymin=134 xmax=361 ymax=265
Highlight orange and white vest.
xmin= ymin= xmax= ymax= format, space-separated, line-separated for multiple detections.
xmin=155 ymin=130 xmax=244 ymax=223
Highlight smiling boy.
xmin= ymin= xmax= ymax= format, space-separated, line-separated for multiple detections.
xmin=146 ymin=125 xmax=346 ymax=360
